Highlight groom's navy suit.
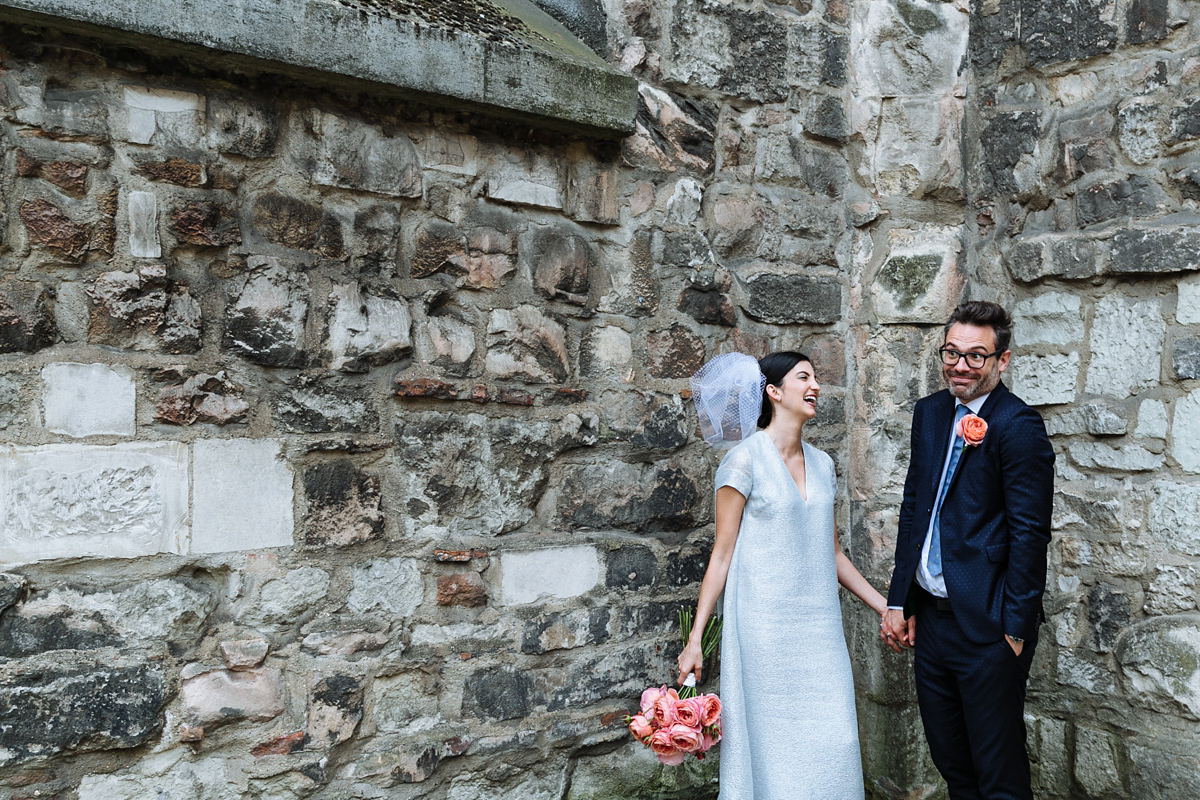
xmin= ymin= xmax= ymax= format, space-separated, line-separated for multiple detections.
xmin=888 ymin=381 xmax=1054 ymax=800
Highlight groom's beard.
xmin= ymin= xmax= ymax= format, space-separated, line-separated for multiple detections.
xmin=945 ymin=364 xmax=1000 ymax=402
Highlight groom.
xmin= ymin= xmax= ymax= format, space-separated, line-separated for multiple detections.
xmin=881 ymin=301 xmax=1055 ymax=800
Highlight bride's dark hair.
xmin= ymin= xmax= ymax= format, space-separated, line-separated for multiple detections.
xmin=757 ymin=351 xmax=812 ymax=428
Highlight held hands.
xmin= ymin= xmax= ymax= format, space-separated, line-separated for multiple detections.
xmin=881 ymin=608 xmax=915 ymax=653
xmin=677 ymin=640 xmax=704 ymax=686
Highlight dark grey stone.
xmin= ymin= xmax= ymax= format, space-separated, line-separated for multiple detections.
xmin=302 ymin=460 xmax=385 ymax=547
xmin=610 ymin=601 xmax=682 ymax=641
xmin=274 ymin=375 xmax=376 ymax=433
xmin=897 ymin=0 xmax=944 ymax=34
xmin=520 ymin=608 xmax=610 ymax=655
xmin=635 ymin=90 xmax=716 ymax=175
xmin=0 ymin=658 xmax=165 ymax=764
xmin=606 ymin=546 xmax=657 ymax=590
xmin=463 ymin=665 xmax=533 ymax=720
xmin=1127 ymin=0 xmax=1170 ymax=44
xmin=0 ymin=607 xmax=123 ymax=658
xmin=969 ymin=0 xmax=1019 ymax=74
xmin=39 ymin=89 xmax=109 ymax=139
xmin=208 ymin=94 xmax=278 ymax=158
xmin=1170 ymin=98 xmax=1200 ymax=145
xmin=678 ymin=287 xmax=736 ymax=327
xmin=1087 ymin=584 xmax=1130 ymax=654
xmin=1006 ymin=238 xmax=1100 ymax=283
xmin=719 ymin=10 xmax=789 ymax=104
xmin=0 ymin=573 xmax=28 ymax=614
xmin=742 ymin=273 xmax=841 ymax=324
xmin=662 ymin=232 xmax=712 ymax=268
xmin=1109 ymin=229 xmax=1200 ymax=276
xmin=801 ymin=145 xmax=849 ymax=199
xmin=665 ymin=551 xmax=709 ymax=587
xmin=353 ymin=205 xmax=402 ymax=274
xmin=1075 ymin=175 xmax=1169 ymax=228
xmin=1176 ymin=169 xmax=1200 ymax=202
xmin=629 ymin=401 xmax=691 ymax=450
xmin=541 ymin=647 xmax=664 ymax=712
xmin=252 ymin=193 xmax=344 ymax=259
xmin=0 ymin=282 xmax=57 ymax=354
xmin=530 ymin=0 xmax=608 ymax=55
xmin=558 ymin=463 xmax=704 ymax=533
xmin=805 ymin=94 xmax=850 ymax=143
xmin=1019 ymin=0 xmax=1117 ymax=67
xmin=1174 ymin=338 xmax=1200 ymax=381
xmin=980 ymin=111 xmax=1040 ymax=197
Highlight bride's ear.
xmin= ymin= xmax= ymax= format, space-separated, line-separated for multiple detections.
xmin=764 ymin=382 xmax=782 ymax=403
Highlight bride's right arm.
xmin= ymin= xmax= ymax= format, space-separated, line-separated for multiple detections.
xmin=677 ymin=485 xmax=746 ymax=686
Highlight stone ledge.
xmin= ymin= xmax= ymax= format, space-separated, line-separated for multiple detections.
xmin=0 ymin=0 xmax=637 ymax=137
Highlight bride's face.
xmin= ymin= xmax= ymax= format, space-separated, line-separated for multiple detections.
xmin=767 ymin=360 xmax=820 ymax=423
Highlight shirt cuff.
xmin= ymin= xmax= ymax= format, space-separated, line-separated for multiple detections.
xmin=887 ymin=605 xmax=904 ymax=611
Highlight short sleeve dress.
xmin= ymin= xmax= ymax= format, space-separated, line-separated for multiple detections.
xmin=713 ymin=431 xmax=864 ymax=800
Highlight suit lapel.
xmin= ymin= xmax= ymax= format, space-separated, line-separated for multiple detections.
xmin=929 ymin=392 xmax=957 ymax=495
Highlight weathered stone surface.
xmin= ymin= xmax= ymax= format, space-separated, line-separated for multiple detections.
xmin=309 ymin=111 xmax=422 ymax=197
xmin=603 ymin=392 xmax=691 ymax=451
xmin=1010 ymin=353 xmax=1079 ymax=407
xmin=1058 ymin=109 xmax=1115 ymax=181
xmin=1020 ymin=0 xmax=1117 ymax=67
xmin=1013 ymin=293 xmax=1083 ymax=346
xmin=447 ymin=227 xmax=517 ymax=289
xmin=302 ymin=629 xmax=388 ymax=656
xmin=1127 ymin=0 xmax=1170 ymax=44
xmin=303 ymin=460 xmax=383 ymax=548
xmin=273 ymin=374 xmax=374 ymax=433
xmin=19 ymin=198 xmax=90 ymax=261
xmin=123 ymin=87 xmax=204 ymax=146
xmin=521 ymin=607 xmax=610 ymax=654
xmin=17 ymin=150 xmax=89 ymax=196
xmin=1136 ymin=398 xmax=1169 ymax=438
xmin=411 ymin=220 xmax=465 ymax=278
xmin=625 ymin=85 xmax=716 ymax=174
xmin=873 ymin=227 xmax=964 ymax=323
xmin=0 ymin=657 xmax=165 ymax=766
xmin=743 ymin=272 xmax=841 ymax=325
xmin=566 ymin=161 xmax=619 ymax=225
xmin=155 ymin=370 xmax=249 ymax=426
xmin=485 ymin=306 xmax=569 ymax=383
xmin=566 ymin=740 xmax=719 ymax=800
xmin=500 ymin=546 xmax=601 ymax=605
xmin=182 ymin=666 xmax=284 ymax=727
xmin=1085 ymin=295 xmax=1163 ymax=398
xmin=645 ymin=325 xmax=705 ymax=380
xmin=1170 ymin=98 xmax=1200 ymax=145
xmin=1116 ymin=615 xmax=1200 ymax=720
xmin=191 ymin=438 xmax=294 ymax=554
xmin=1129 ymin=734 xmax=1200 ymax=799
xmin=250 ymin=567 xmax=331 ymax=626
xmin=209 ymin=94 xmax=278 ymax=157
xmin=1076 ymin=175 xmax=1168 ymax=228
xmin=1069 ymin=442 xmax=1164 ymax=472
xmin=1147 ymin=566 xmax=1199 ymax=615
xmin=170 ymin=201 xmax=240 ymax=246
xmin=851 ymin=0 xmax=968 ymax=97
xmin=224 ymin=256 xmax=309 ymax=367
xmin=557 ymin=458 xmax=705 ymax=532
xmin=346 ymin=557 xmax=422 ymax=616
xmin=0 ymin=281 xmax=57 ymax=354
xmin=220 ymin=638 xmax=269 ymax=670
xmin=1074 ymin=726 xmax=1123 ymax=797
xmin=606 ymin=545 xmax=657 ymax=590
xmin=41 ymin=363 xmax=135 ymax=438
xmin=487 ymin=157 xmax=563 ymax=210
xmin=1179 ymin=279 xmax=1200 ymax=324
xmin=1006 ymin=237 xmax=1099 ymax=282
xmin=308 ymin=674 xmax=364 ymax=748
xmin=87 ymin=265 xmax=164 ymax=347
xmin=327 ymin=284 xmax=411 ymax=372
xmin=463 ymin=664 xmax=534 ymax=720
xmin=0 ymin=572 xmax=28 ymax=614
xmin=870 ymin=96 xmax=965 ymax=201
xmin=252 ymin=193 xmax=343 ymax=258
xmin=1044 ymin=402 xmax=1127 ymax=437
xmin=1173 ymin=389 xmax=1200 ymax=473
xmin=0 ymin=442 xmax=189 ymax=563
xmin=353 ymin=204 xmax=402 ymax=273
xmin=128 ymin=190 xmax=161 ymax=259
xmin=1175 ymin=338 xmax=1200 ymax=380
xmin=581 ymin=325 xmax=634 ymax=381
xmin=133 ymin=156 xmax=206 ymax=187
xmin=980 ymin=111 xmax=1040 ymax=198
xmin=1109 ymin=228 xmax=1200 ymax=276
xmin=1117 ymin=99 xmax=1162 ymax=166
xmin=678 ymin=286 xmax=736 ymax=327
xmin=532 ymin=229 xmax=593 ymax=305
xmin=437 ymin=572 xmax=487 ymax=607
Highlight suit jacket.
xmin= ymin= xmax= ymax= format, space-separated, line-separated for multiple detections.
xmin=887 ymin=381 xmax=1055 ymax=644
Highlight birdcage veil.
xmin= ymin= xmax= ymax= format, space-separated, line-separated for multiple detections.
xmin=689 ymin=352 xmax=765 ymax=447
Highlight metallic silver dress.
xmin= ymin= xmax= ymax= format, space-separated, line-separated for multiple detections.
xmin=714 ymin=432 xmax=864 ymax=800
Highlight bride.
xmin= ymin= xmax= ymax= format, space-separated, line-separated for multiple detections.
xmin=677 ymin=351 xmax=893 ymax=799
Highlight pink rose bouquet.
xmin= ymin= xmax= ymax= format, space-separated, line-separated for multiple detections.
xmin=624 ymin=685 xmax=722 ymax=764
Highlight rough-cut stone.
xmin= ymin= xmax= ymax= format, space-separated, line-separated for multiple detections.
xmin=485 ymin=306 xmax=569 ymax=383
xmin=980 ymin=111 xmax=1040 ymax=198
xmin=1173 ymin=389 xmax=1200 ymax=473
xmin=1006 ymin=238 xmax=1099 ymax=283
xmin=0 ymin=442 xmax=189 ymax=563
xmin=851 ymin=0 xmax=967 ymax=97
xmin=1173 ymin=338 xmax=1200 ymax=380
xmin=209 ymin=94 xmax=278 ymax=157
xmin=1150 ymin=482 xmax=1200 ymax=556
xmin=0 ymin=657 xmax=165 ymax=766
xmin=19 ymin=198 xmax=89 ymax=261
xmin=224 ymin=256 xmax=309 ymax=368
xmin=532 ymin=229 xmax=593 ymax=305
xmin=437 ymin=572 xmax=487 ymax=607
xmin=645 ymin=324 xmax=705 ymax=379
xmin=302 ymin=460 xmax=383 ymax=548
xmin=1116 ymin=615 xmax=1200 ymax=720
xmin=873 ymin=227 xmax=964 ymax=323
xmin=557 ymin=458 xmax=706 ymax=532
xmin=1109 ymin=228 xmax=1200 ymax=276
xmin=499 ymin=546 xmax=600 ymax=605
xmin=870 ymin=96 xmax=965 ymax=201
xmin=128 ymin=190 xmax=161 ymax=258
xmin=1147 ymin=566 xmax=1199 ymax=615
xmin=123 ymin=87 xmax=204 ymax=145
xmin=191 ymin=438 xmax=293 ymax=554
xmin=1085 ymin=295 xmax=1163 ymax=398
xmin=1074 ymin=726 xmax=1123 ymax=797
xmin=1127 ymin=0 xmax=1170 ymax=43
xmin=743 ymin=273 xmax=841 ymax=324
xmin=565 ymin=161 xmax=619 ymax=225
xmin=603 ymin=392 xmax=691 ymax=451
xmin=1013 ymin=293 xmax=1083 ymax=346
xmin=17 ymin=150 xmax=90 ymax=196
xmin=346 ymin=557 xmax=423 ymax=615
xmin=566 ymin=741 xmax=719 ymax=800
xmin=678 ymin=286 xmax=736 ymax=327
xmin=1069 ymin=442 xmax=1164 ymax=472
xmin=252 ymin=193 xmax=343 ymax=258
xmin=411 ymin=220 xmax=464 ymax=278
xmin=309 ymin=111 xmax=422 ymax=197
xmin=626 ymin=85 xmax=715 ymax=174
xmin=1136 ymin=398 xmax=1169 ymax=438
xmin=251 ymin=567 xmax=331 ymax=625
xmin=447 ymin=227 xmax=517 ymax=289
xmin=327 ymin=284 xmax=411 ymax=372
xmin=182 ymin=666 xmax=284 ymax=727
xmin=273 ymin=374 xmax=374 ymax=433
xmin=1117 ymin=99 xmax=1161 ymax=166
xmin=155 ymin=370 xmax=249 ymax=426
xmin=308 ymin=674 xmax=364 ymax=748
xmin=1180 ymin=279 xmax=1200 ymax=324
xmin=1020 ymin=0 xmax=1117 ymax=67
xmin=86 ymin=265 xmax=165 ymax=348
xmin=487 ymin=157 xmax=563 ymax=210
xmin=581 ymin=325 xmax=634 ymax=381
xmin=0 ymin=572 xmax=28 ymax=614
xmin=133 ymin=156 xmax=206 ymax=187
xmin=220 ymin=639 xmax=269 ymax=670
xmin=521 ymin=607 xmax=609 ymax=654
xmin=170 ymin=201 xmax=240 ymax=246
xmin=1170 ymin=98 xmax=1200 ymax=145
xmin=1044 ymin=402 xmax=1127 ymax=437
xmin=1011 ymin=353 xmax=1079 ymax=407
xmin=41 ymin=362 xmax=136 ymax=438
xmin=1076 ymin=175 xmax=1168 ymax=228
xmin=606 ymin=545 xmax=657 ymax=590
xmin=302 ymin=630 xmax=388 ymax=656
xmin=0 ymin=281 xmax=56 ymax=354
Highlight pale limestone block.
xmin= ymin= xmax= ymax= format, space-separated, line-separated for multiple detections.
xmin=1147 ymin=566 xmax=1199 ymax=615
xmin=487 ymin=158 xmax=562 ymax=210
xmin=1056 ymin=650 xmax=1115 ymax=694
xmin=423 ymin=131 xmax=480 ymax=176
xmin=1149 ymin=482 xmax=1200 ymax=556
xmin=499 ymin=546 xmax=600 ymax=605
xmin=126 ymin=107 xmax=156 ymax=144
xmin=1013 ymin=293 xmax=1084 ymax=346
xmin=41 ymin=363 xmax=136 ymax=438
xmin=251 ymin=567 xmax=330 ymax=625
xmin=1115 ymin=617 xmax=1200 ymax=720
xmin=1010 ymin=353 xmax=1079 ymax=407
xmin=309 ymin=110 xmax=422 ymax=197
xmin=347 ymin=557 xmax=422 ymax=615
xmin=871 ymin=96 xmax=964 ymax=200
xmin=664 ymin=178 xmax=703 ymax=228
xmin=1179 ymin=278 xmax=1200 ymax=325
xmin=1085 ymin=296 xmax=1164 ymax=399
xmin=124 ymin=86 xmax=205 ymax=113
xmin=850 ymin=0 xmax=969 ymax=97
xmin=191 ymin=439 xmax=293 ymax=554
xmin=1173 ymin=389 xmax=1200 ymax=473
xmin=1074 ymin=727 xmax=1124 ymax=797
xmin=327 ymin=284 xmax=412 ymax=372
xmin=53 ymin=282 xmax=90 ymax=343
xmin=128 ymin=190 xmax=160 ymax=259
xmin=0 ymin=442 xmax=188 ymax=563
xmin=1135 ymin=399 xmax=1169 ymax=438
xmin=871 ymin=226 xmax=966 ymax=324
xmin=182 ymin=666 xmax=284 ymax=724
xmin=1069 ymin=442 xmax=1164 ymax=472
xmin=586 ymin=326 xmax=633 ymax=381
xmin=123 ymin=87 xmax=204 ymax=146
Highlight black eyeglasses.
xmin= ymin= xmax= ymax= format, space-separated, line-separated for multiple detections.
xmin=939 ymin=347 xmax=1002 ymax=369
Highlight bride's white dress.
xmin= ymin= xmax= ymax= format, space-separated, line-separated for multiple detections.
xmin=714 ymin=431 xmax=864 ymax=800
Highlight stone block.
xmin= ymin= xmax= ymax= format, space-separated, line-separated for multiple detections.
xmin=155 ymin=370 xmax=248 ymax=427
xmin=873 ymin=227 xmax=965 ymax=324
xmin=41 ymin=363 xmax=136 ymax=438
xmin=1149 ymin=482 xmax=1200 ymax=556
xmin=1172 ymin=389 xmax=1200 ymax=473
xmin=1109 ymin=228 xmax=1200 ymax=276
xmin=1135 ymin=398 xmax=1169 ymax=438
xmin=1010 ymin=353 xmax=1079 ymax=406
xmin=556 ymin=458 xmax=706 ymax=533
xmin=606 ymin=545 xmax=657 ymax=590
xmin=1117 ymin=99 xmax=1162 ymax=165
xmin=1129 ymin=735 xmax=1200 ymax=799
xmin=128 ymin=190 xmax=161 ymax=259
xmin=717 ymin=8 xmax=789 ymax=103
xmin=1180 ymin=279 xmax=1200 ymax=324
xmin=521 ymin=607 xmax=610 ymax=654
xmin=1013 ymin=293 xmax=1083 ymax=346
xmin=645 ymin=325 xmax=706 ymax=380
xmin=565 ymin=162 xmax=619 ymax=225
xmin=485 ymin=306 xmax=569 ymax=383
xmin=220 ymin=639 xmax=269 ymax=670
xmin=499 ymin=546 xmax=600 ymax=605
xmin=788 ymin=21 xmax=848 ymax=88
xmin=273 ymin=374 xmax=373 ymax=433
xmin=307 ymin=111 xmax=422 ymax=197
xmin=1174 ymin=338 xmax=1200 ymax=380
xmin=446 ymin=227 xmax=517 ymax=289
xmin=566 ymin=740 xmax=719 ymax=800
xmin=871 ymin=96 xmax=965 ymax=201
xmin=581 ymin=325 xmax=633 ymax=381
xmin=85 ymin=266 xmax=174 ymax=351
xmin=1127 ymin=0 xmax=1170 ymax=43
xmin=1019 ymin=0 xmax=1117 ymax=67
xmin=169 ymin=201 xmax=240 ymax=247
xmin=224 ymin=256 xmax=309 ymax=368
xmin=1147 ymin=566 xmax=1199 ymax=615
xmin=0 ymin=442 xmax=188 ymax=563
xmin=123 ymin=86 xmax=204 ymax=145
xmin=303 ymin=629 xmax=388 ymax=656
xmin=302 ymin=460 xmax=383 ymax=548
xmin=1006 ymin=238 xmax=1099 ymax=283
xmin=1115 ymin=614 xmax=1200 ymax=720
xmin=0 ymin=281 xmax=56 ymax=355
xmin=0 ymin=657 xmax=165 ymax=766
xmin=209 ymin=93 xmax=278 ymax=157
xmin=980 ymin=111 xmax=1040 ymax=198
xmin=327 ymin=284 xmax=411 ymax=372
xmin=437 ymin=572 xmax=487 ymax=607
xmin=704 ymin=184 xmax=765 ymax=260
xmin=1170 ymin=98 xmax=1200 ymax=145
xmin=308 ymin=674 xmax=364 ymax=748
xmin=1073 ymin=726 xmax=1124 ymax=797
xmin=251 ymin=567 xmax=330 ymax=625
xmin=678 ymin=286 xmax=736 ymax=327
xmin=850 ymin=0 xmax=968 ymax=97
xmin=463 ymin=664 xmax=534 ymax=720
xmin=1076 ymin=175 xmax=1168 ymax=228
xmin=347 ymin=557 xmax=422 ymax=615
xmin=665 ymin=180 xmax=705 ymax=230
xmin=19 ymin=198 xmax=90 ymax=262
xmin=252 ymin=193 xmax=343 ymax=258
xmin=742 ymin=272 xmax=841 ymax=325
xmin=1043 ymin=402 xmax=1126 ymax=436
xmin=191 ymin=438 xmax=294 ymax=554
xmin=182 ymin=666 xmax=284 ymax=726
xmin=531 ymin=229 xmax=593 ymax=305
xmin=1085 ymin=296 xmax=1163 ymax=398
xmin=487 ymin=158 xmax=563 ymax=210
xmin=603 ymin=392 xmax=691 ymax=451
xmin=1069 ymin=442 xmax=1164 ymax=472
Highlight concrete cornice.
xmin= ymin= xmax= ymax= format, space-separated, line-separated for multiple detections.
xmin=0 ymin=0 xmax=638 ymax=137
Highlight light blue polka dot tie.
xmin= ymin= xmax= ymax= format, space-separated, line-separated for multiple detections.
xmin=928 ymin=404 xmax=970 ymax=580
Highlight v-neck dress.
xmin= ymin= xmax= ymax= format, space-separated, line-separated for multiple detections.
xmin=713 ymin=431 xmax=864 ymax=800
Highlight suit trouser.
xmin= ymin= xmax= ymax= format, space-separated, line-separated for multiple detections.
xmin=912 ymin=594 xmax=1037 ymax=800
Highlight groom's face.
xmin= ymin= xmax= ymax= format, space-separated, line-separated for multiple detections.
xmin=942 ymin=322 xmax=1011 ymax=402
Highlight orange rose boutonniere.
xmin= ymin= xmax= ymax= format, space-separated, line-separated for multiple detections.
xmin=957 ymin=414 xmax=988 ymax=447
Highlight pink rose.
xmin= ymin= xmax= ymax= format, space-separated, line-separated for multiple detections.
xmin=668 ymin=723 xmax=705 ymax=753
xmin=958 ymin=414 xmax=988 ymax=447
xmin=651 ymin=689 xmax=680 ymax=728
xmin=699 ymin=693 xmax=722 ymax=727
xmin=674 ymin=697 xmax=705 ymax=728
xmin=650 ymin=729 xmax=686 ymax=765
xmin=640 ymin=686 xmax=668 ymax=715
xmin=628 ymin=714 xmax=653 ymax=741
xmin=700 ymin=731 xmax=716 ymax=752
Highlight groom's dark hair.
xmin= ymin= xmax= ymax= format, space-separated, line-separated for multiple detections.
xmin=757 ymin=351 xmax=812 ymax=428
xmin=945 ymin=301 xmax=1013 ymax=352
